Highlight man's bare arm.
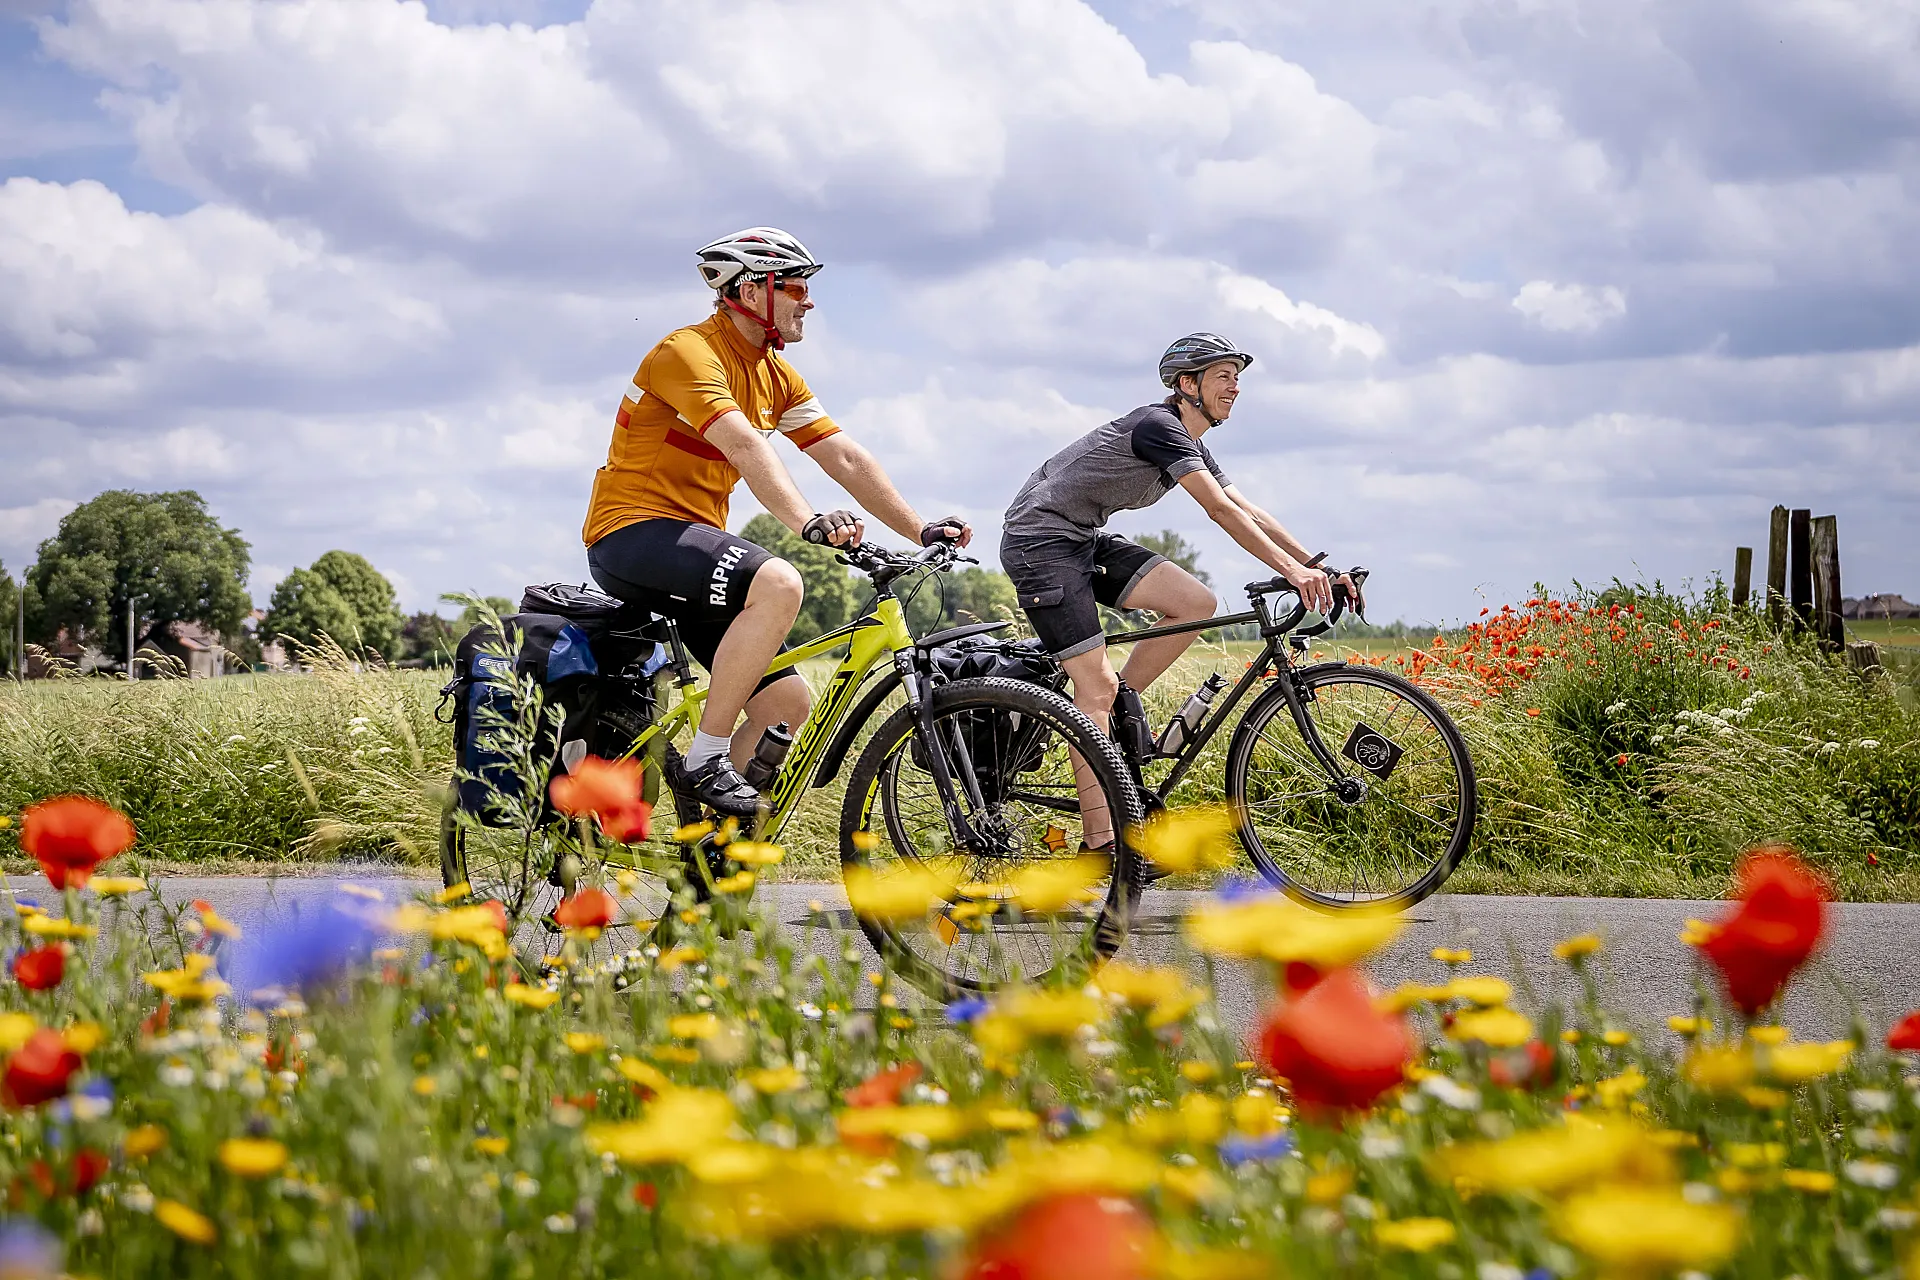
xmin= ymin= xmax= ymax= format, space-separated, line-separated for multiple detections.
xmin=806 ymin=434 xmax=964 ymax=545
xmin=1179 ymin=472 xmax=1332 ymax=613
xmin=705 ymin=413 xmax=817 ymax=535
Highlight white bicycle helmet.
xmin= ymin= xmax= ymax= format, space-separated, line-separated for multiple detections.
xmin=696 ymin=227 xmax=823 ymax=292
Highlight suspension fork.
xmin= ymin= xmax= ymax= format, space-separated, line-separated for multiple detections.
xmin=895 ymin=654 xmax=987 ymax=850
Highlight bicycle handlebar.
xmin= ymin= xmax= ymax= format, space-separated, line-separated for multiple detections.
xmin=835 ymin=539 xmax=974 ymax=583
xmin=1244 ymin=564 xmax=1371 ymax=635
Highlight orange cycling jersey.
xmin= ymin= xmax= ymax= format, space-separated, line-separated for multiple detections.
xmin=582 ymin=311 xmax=841 ymax=544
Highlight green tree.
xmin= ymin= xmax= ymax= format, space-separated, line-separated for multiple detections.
xmin=1132 ymin=529 xmax=1211 ymax=585
xmin=739 ymin=514 xmax=860 ymax=642
xmin=399 ymin=611 xmax=457 ymax=665
xmin=23 ymin=490 xmax=251 ymax=653
xmin=442 ymin=594 xmax=517 ymax=634
xmin=0 ymin=560 xmax=16 ymax=677
xmin=264 ymin=551 xmax=405 ymax=658
xmin=949 ymin=567 xmax=1017 ymax=625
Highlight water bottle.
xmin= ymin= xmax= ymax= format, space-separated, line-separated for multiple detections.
xmin=742 ymin=722 xmax=793 ymax=791
xmin=1154 ymin=674 xmax=1228 ymax=758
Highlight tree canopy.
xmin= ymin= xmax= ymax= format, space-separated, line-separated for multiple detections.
xmin=264 ymin=551 xmax=404 ymax=658
xmin=1132 ymin=529 xmax=1211 ymax=585
xmin=23 ymin=490 xmax=251 ymax=649
xmin=740 ymin=515 xmax=862 ymax=642
xmin=1 ymin=561 xmax=17 ymax=676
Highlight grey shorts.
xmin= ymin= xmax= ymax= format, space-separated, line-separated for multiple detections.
xmin=1000 ymin=532 xmax=1166 ymax=660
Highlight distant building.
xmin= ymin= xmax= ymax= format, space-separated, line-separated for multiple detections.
xmin=154 ymin=621 xmax=227 ymax=679
xmin=1843 ymin=594 xmax=1920 ymax=620
xmin=244 ymin=609 xmax=290 ymax=670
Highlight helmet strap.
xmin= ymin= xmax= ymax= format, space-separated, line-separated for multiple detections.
xmin=1176 ymin=379 xmax=1222 ymax=428
xmin=721 ymin=272 xmax=784 ymax=351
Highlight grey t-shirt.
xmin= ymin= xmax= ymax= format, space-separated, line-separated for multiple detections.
xmin=1003 ymin=400 xmax=1230 ymax=543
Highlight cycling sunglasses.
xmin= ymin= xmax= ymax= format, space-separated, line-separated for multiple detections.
xmin=771 ymin=277 xmax=812 ymax=300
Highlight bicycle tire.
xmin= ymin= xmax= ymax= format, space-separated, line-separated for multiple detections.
xmin=840 ymin=676 xmax=1144 ymax=997
xmin=439 ymin=787 xmax=675 ymax=968
xmin=1225 ymin=665 xmax=1476 ymax=910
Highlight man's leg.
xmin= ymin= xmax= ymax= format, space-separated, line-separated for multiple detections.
xmin=732 ymin=673 xmax=812 ymax=769
xmin=699 ymin=557 xmax=805 ymax=745
xmin=1114 ymin=561 xmax=1217 ymax=693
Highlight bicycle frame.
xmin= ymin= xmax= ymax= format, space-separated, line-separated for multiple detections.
xmin=618 ymin=594 xmax=919 ymax=843
xmin=1102 ymin=581 xmax=1359 ymax=807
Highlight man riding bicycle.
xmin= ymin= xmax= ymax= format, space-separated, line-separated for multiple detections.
xmin=582 ymin=227 xmax=970 ymax=817
xmin=1000 ymin=332 xmax=1358 ymax=842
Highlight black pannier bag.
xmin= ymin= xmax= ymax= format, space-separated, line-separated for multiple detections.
xmin=917 ymin=637 xmax=1068 ymax=793
xmin=440 ymin=586 xmax=664 ymax=826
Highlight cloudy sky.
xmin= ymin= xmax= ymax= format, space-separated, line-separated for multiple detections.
xmin=2 ymin=0 xmax=1916 ymax=627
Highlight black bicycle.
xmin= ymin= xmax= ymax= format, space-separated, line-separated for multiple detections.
xmin=941 ymin=566 xmax=1477 ymax=911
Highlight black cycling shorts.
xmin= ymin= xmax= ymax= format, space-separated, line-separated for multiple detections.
xmin=1000 ymin=531 xmax=1166 ymax=660
xmin=587 ymin=518 xmax=801 ymax=691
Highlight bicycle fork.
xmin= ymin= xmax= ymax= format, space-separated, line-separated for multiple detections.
xmin=896 ymin=656 xmax=990 ymax=852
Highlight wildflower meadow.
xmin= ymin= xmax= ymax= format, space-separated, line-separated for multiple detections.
xmin=1 ymin=776 xmax=1919 ymax=1276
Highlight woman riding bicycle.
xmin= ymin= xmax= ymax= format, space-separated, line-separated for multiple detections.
xmin=999 ymin=332 xmax=1360 ymax=843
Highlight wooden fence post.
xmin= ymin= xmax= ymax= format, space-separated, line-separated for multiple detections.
xmin=1810 ymin=514 xmax=1843 ymax=652
xmin=1766 ymin=505 xmax=1789 ymax=628
xmin=1789 ymin=508 xmax=1812 ymax=631
xmin=1732 ymin=547 xmax=1752 ymax=609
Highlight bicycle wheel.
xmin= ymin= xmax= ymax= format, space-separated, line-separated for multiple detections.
xmin=439 ymin=791 xmax=679 ymax=970
xmin=840 ymin=677 xmax=1144 ymax=997
xmin=1225 ymin=665 xmax=1475 ymax=910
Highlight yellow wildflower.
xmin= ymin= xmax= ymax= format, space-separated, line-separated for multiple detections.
xmin=674 ymin=820 xmax=715 ymax=844
xmin=843 ymin=863 xmax=957 ymax=920
xmin=616 ymin=1058 xmax=674 ymax=1093
xmin=63 ymin=1023 xmax=104 ymax=1055
xmin=1552 ymin=934 xmax=1602 ymax=961
xmin=1178 ymin=1060 xmax=1218 ymax=1085
xmin=1128 ymin=805 xmax=1237 ymax=875
xmin=1668 ymin=1015 xmax=1710 ymax=1037
xmin=658 ymin=946 xmax=703 ymax=973
xmin=155 ymin=1199 xmax=219 ymax=1245
xmin=984 ymin=1108 xmax=1039 ymax=1132
xmin=124 ymin=1124 xmax=168 ymax=1159
xmin=1377 ymin=983 xmax=1451 ymax=1013
xmin=586 ymin=1090 xmax=735 ymax=1165
xmin=1601 ymin=1029 xmax=1632 ymax=1046
xmin=502 ymin=983 xmax=560 ymax=1010
xmin=89 ymin=875 xmax=148 ymax=897
xmin=1724 ymin=1142 xmax=1785 ymax=1169
xmin=473 ymin=1136 xmax=510 ymax=1156
xmin=1554 ymin=1186 xmax=1740 ymax=1271
xmin=1179 ymin=1093 xmax=1226 ymax=1144
xmin=412 ymin=1075 xmax=438 ymax=1096
xmin=218 ymin=1137 xmax=289 ymax=1178
xmin=564 ymin=1032 xmax=607 ymax=1055
xmin=1376 ymin=1217 xmax=1457 ymax=1252
xmin=1748 ymin=1025 xmax=1790 ymax=1046
xmin=1431 ymin=946 xmax=1473 ymax=965
xmin=143 ymin=954 xmax=229 ymax=1003
xmin=1005 ymin=855 xmax=1107 ymax=914
xmin=1305 ymin=1168 xmax=1353 ymax=1204
xmin=1444 ymin=976 xmax=1512 ymax=1007
xmin=668 ymin=1012 xmax=721 ymax=1040
xmin=1677 ymin=918 xmax=1717 ymax=946
xmin=1160 ymin=1165 xmax=1230 ymax=1206
xmin=1095 ymin=962 xmax=1191 ymax=1012
xmin=1185 ymin=895 xmax=1402 ymax=966
xmin=712 ymin=871 xmax=755 ymax=895
xmin=1435 ymin=1118 xmax=1672 ymax=1195
xmin=1595 ymin=1067 xmax=1647 ymax=1108
xmin=837 ymin=1105 xmax=970 ymax=1144
xmin=23 ymin=915 xmax=94 ymax=939
xmin=687 ymin=1143 xmax=777 ymax=1184
xmin=1766 ymin=1040 xmax=1852 ymax=1083
xmin=1780 ymin=1168 xmax=1835 ymax=1193
xmin=725 ymin=841 xmax=784 ymax=866
xmin=1230 ymin=1092 xmax=1286 ymax=1137
xmin=997 ymin=987 xmax=1103 ymax=1038
xmin=1741 ymin=1086 xmax=1789 ymax=1109
xmin=1450 ymin=1006 xmax=1534 ymax=1048
xmin=744 ymin=1066 xmax=804 ymax=1094
xmin=1684 ymin=1044 xmax=1755 ymax=1091
xmin=194 ymin=902 xmax=242 ymax=939
xmin=435 ymin=881 xmax=472 ymax=903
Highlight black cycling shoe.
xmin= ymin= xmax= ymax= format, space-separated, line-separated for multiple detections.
xmin=667 ymin=751 xmax=764 ymax=819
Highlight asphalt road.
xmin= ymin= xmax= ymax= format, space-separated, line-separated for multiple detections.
xmin=42 ymin=874 xmax=1919 ymax=1049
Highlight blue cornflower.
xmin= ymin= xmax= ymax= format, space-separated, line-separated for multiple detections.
xmin=945 ymin=997 xmax=990 ymax=1024
xmin=1218 ymin=1131 xmax=1294 ymax=1166
xmin=229 ymin=891 xmax=382 ymax=1000
xmin=1212 ymin=875 xmax=1272 ymax=904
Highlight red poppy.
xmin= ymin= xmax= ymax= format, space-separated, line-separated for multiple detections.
xmin=479 ymin=899 xmax=509 ymax=935
xmin=1257 ymin=967 xmax=1413 ymax=1122
xmin=960 ymin=1193 xmax=1156 ymax=1280
xmin=70 ymin=1148 xmax=109 ymax=1196
xmin=549 ymin=756 xmax=652 ymax=843
xmin=1487 ymin=1040 xmax=1558 ymax=1091
xmin=844 ymin=1061 xmax=921 ymax=1108
xmin=3 ymin=1028 xmax=83 ymax=1108
xmin=554 ymin=888 xmax=618 ymax=932
xmin=1694 ymin=846 xmax=1828 ymax=1017
xmin=18 ymin=796 xmax=135 ymax=889
xmin=633 ymin=1181 xmax=658 ymax=1209
xmin=1887 ymin=1011 xmax=1920 ymax=1053
xmin=11 ymin=947 xmax=65 ymax=992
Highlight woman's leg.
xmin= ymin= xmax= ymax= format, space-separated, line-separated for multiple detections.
xmin=1114 ymin=561 xmax=1217 ymax=693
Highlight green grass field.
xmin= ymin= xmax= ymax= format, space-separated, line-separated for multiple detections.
xmin=4 ymin=594 xmax=1916 ymax=900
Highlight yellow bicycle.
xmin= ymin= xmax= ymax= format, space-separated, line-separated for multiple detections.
xmin=441 ymin=540 xmax=1142 ymax=992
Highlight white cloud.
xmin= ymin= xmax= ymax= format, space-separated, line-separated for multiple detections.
xmin=1512 ymin=280 xmax=1627 ymax=333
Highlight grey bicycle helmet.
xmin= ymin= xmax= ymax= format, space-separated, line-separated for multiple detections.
xmin=1159 ymin=332 xmax=1253 ymax=388
xmin=696 ymin=227 xmax=823 ymax=292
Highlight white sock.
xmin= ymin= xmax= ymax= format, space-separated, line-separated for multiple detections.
xmin=686 ymin=730 xmax=733 ymax=771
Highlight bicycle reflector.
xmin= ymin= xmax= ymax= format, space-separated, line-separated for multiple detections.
xmin=1341 ymin=722 xmax=1404 ymax=781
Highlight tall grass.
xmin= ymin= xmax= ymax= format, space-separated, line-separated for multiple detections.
xmin=2 ymin=590 xmax=1914 ymax=899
